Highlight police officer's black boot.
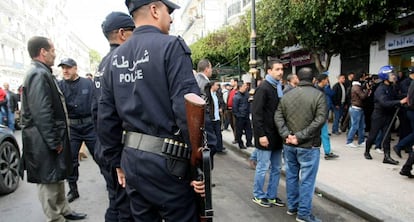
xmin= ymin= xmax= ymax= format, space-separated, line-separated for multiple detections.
xmin=383 ymin=153 xmax=399 ymax=165
xmin=67 ymin=182 xmax=79 ymax=203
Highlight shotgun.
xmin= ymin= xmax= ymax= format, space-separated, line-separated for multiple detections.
xmin=184 ymin=93 xmax=213 ymax=222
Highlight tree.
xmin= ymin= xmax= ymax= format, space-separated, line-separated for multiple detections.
xmin=89 ymin=49 xmax=101 ymax=73
xmin=190 ymin=19 xmax=250 ymax=71
xmin=268 ymin=0 xmax=414 ymax=72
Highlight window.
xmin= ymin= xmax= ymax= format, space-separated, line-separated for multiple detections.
xmin=228 ymin=1 xmax=241 ymax=18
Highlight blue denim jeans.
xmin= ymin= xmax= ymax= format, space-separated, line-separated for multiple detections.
xmin=250 ymin=148 xmax=257 ymax=161
xmin=332 ymin=105 xmax=344 ymax=133
xmin=320 ymin=122 xmax=331 ymax=155
xmin=253 ymin=149 xmax=282 ymax=199
xmin=284 ymin=145 xmax=320 ymax=217
xmin=346 ymin=107 xmax=365 ymax=144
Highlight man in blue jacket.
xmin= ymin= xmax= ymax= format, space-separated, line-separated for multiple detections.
xmin=232 ymin=82 xmax=253 ymax=149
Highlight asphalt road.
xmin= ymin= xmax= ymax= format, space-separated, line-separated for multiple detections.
xmin=0 ymin=131 xmax=366 ymax=222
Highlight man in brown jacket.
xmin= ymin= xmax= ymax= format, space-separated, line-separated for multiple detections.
xmin=345 ymin=72 xmax=370 ymax=148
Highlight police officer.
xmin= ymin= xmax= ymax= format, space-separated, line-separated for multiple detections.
xmin=58 ymin=58 xmax=96 ymax=202
xmin=92 ymin=12 xmax=135 ymax=221
xmin=364 ymin=65 xmax=407 ymax=164
xmin=97 ymin=0 xmax=205 ymax=221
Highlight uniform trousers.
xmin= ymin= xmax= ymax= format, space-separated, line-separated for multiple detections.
xmin=95 ymin=140 xmax=132 ymax=222
xmin=67 ymin=123 xmax=96 ymax=184
xmin=366 ymin=113 xmax=392 ymax=154
xmin=37 ymin=181 xmax=72 ymax=222
xmin=121 ymin=147 xmax=198 ymax=222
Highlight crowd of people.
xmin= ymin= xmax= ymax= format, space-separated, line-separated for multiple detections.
xmin=14 ymin=0 xmax=413 ymax=222
xmin=0 ymin=83 xmax=20 ymax=131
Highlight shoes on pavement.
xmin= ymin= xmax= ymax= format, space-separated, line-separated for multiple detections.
xmin=364 ymin=152 xmax=372 ymax=160
xmin=393 ymin=146 xmax=402 ymax=158
xmin=232 ymin=140 xmax=238 ymax=144
xmin=216 ymin=150 xmax=227 ymax=154
xmin=296 ymin=214 xmax=321 ymax=222
xmin=287 ymin=209 xmax=298 ymax=216
xmin=239 ymin=145 xmax=247 ymax=149
xmin=246 ymin=143 xmax=254 ymax=147
xmin=248 ymin=159 xmax=257 ymax=170
xmin=332 ymin=132 xmax=341 ymax=135
xmin=64 ymin=212 xmax=87 ymax=220
xmin=358 ymin=142 xmax=366 ymax=147
xmin=252 ymin=197 xmax=271 ymax=208
xmin=67 ymin=190 xmax=79 ymax=203
xmin=324 ymin=153 xmax=339 ymax=160
xmin=346 ymin=143 xmax=358 ymax=148
xmin=399 ymin=170 xmax=414 ymax=178
xmin=375 ymin=148 xmax=384 ymax=154
xmin=268 ymin=198 xmax=285 ymax=207
xmin=383 ymin=156 xmax=399 ymax=165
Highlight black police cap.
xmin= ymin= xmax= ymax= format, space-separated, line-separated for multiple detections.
xmin=125 ymin=0 xmax=180 ymax=15
xmin=101 ymin=11 xmax=135 ymax=34
xmin=58 ymin=58 xmax=77 ymax=67
xmin=408 ymin=66 xmax=414 ymax=74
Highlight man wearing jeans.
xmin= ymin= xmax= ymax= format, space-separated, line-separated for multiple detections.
xmin=251 ymin=59 xmax=285 ymax=208
xmin=275 ymin=67 xmax=326 ymax=222
xmin=345 ymin=72 xmax=369 ymax=148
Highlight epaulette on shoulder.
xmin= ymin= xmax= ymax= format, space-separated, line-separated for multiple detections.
xmin=176 ymin=35 xmax=191 ymax=54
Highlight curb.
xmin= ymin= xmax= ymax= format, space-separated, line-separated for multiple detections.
xmin=222 ymin=140 xmax=386 ymax=222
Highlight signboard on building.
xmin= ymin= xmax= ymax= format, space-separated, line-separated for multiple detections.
xmin=291 ymin=51 xmax=313 ymax=66
xmin=385 ymin=32 xmax=414 ymax=50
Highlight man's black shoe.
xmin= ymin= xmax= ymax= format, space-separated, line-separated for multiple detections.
xmin=246 ymin=143 xmax=254 ymax=147
xmin=393 ymin=146 xmax=402 ymax=158
xmin=383 ymin=156 xmax=399 ymax=165
xmin=67 ymin=190 xmax=79 ymax=203
xmin=64 ymin=212 xmax=87 ymax=220
xmin=239 ymin=145 xmax=247 ymax=149
xmin=216 ymin=150 xmax=227 ymax=154
xmin=364 ymin=152 xmax=372 ymax=160
xmin=399 ymin=171 xmax=414 ymax=178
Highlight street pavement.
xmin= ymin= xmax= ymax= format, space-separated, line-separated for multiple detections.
xmin=221 ymin=125 xmax=414 ymax=222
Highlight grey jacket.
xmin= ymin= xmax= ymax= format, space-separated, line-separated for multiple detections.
xmin=274 ymin=81 xmax=327 ymax=148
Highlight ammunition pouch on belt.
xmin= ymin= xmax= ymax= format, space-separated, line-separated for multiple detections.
xmin=123 ymin=131 xmax=191 ymax=179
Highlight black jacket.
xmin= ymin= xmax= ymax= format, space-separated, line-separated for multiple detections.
xmin=5 ymin=90 xmax=19 ymax=113
xmin=20 ymin=60 xmax=72 ymax=183
xmin=252 ymin=80 xmax=283 ymax=150
xmin=332 ymin=82 xmax=347 ymax=106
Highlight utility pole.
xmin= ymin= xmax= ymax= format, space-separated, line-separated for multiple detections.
xmin=248 ymin=0 xmax=258 ymax=90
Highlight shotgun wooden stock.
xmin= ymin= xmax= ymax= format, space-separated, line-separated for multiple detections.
xmin=184 ymin=93 xmax=213 ymax=222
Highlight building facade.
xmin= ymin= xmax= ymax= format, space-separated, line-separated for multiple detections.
xmin=177 ymin=0 xmax=413 ymax=83
xmin=0 ymin=0 xmax=90 ymax=92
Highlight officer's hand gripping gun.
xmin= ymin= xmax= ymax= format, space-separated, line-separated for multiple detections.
xmin=184 ymin=93 xmax=213 ymax=222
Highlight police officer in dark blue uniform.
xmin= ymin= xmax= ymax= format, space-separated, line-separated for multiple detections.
xmin=97 ymin=0 xmax=205 ymax=221
xmin=364 ymin=65 xmax=408 ymax=164
xmin=92 ymin=12 xmax=135 ymax=221
xmin=58 ymin=58 xmax=96 ymax=202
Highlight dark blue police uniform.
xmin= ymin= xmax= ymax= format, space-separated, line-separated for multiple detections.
xmin=58 ymin=77 xmax=96 ymax=187
xmin=92 ymin=44 xmax=132 ymax=222
xmin=98 ymin=25 xmax=201 ymax=221
xmin=365 ymin=83 xmax=402 ymax=161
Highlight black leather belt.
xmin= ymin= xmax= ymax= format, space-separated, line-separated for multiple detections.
xmin=123 ymin=132 xmax=190 ymax=160
xmin=69 ymin=116 xmax=93 ymax=125
xmin=123 ymin=131 xmax=165 ymax=154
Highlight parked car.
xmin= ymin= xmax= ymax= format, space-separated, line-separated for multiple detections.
xmin=0 ymin=125 xmax=20 ymax=194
